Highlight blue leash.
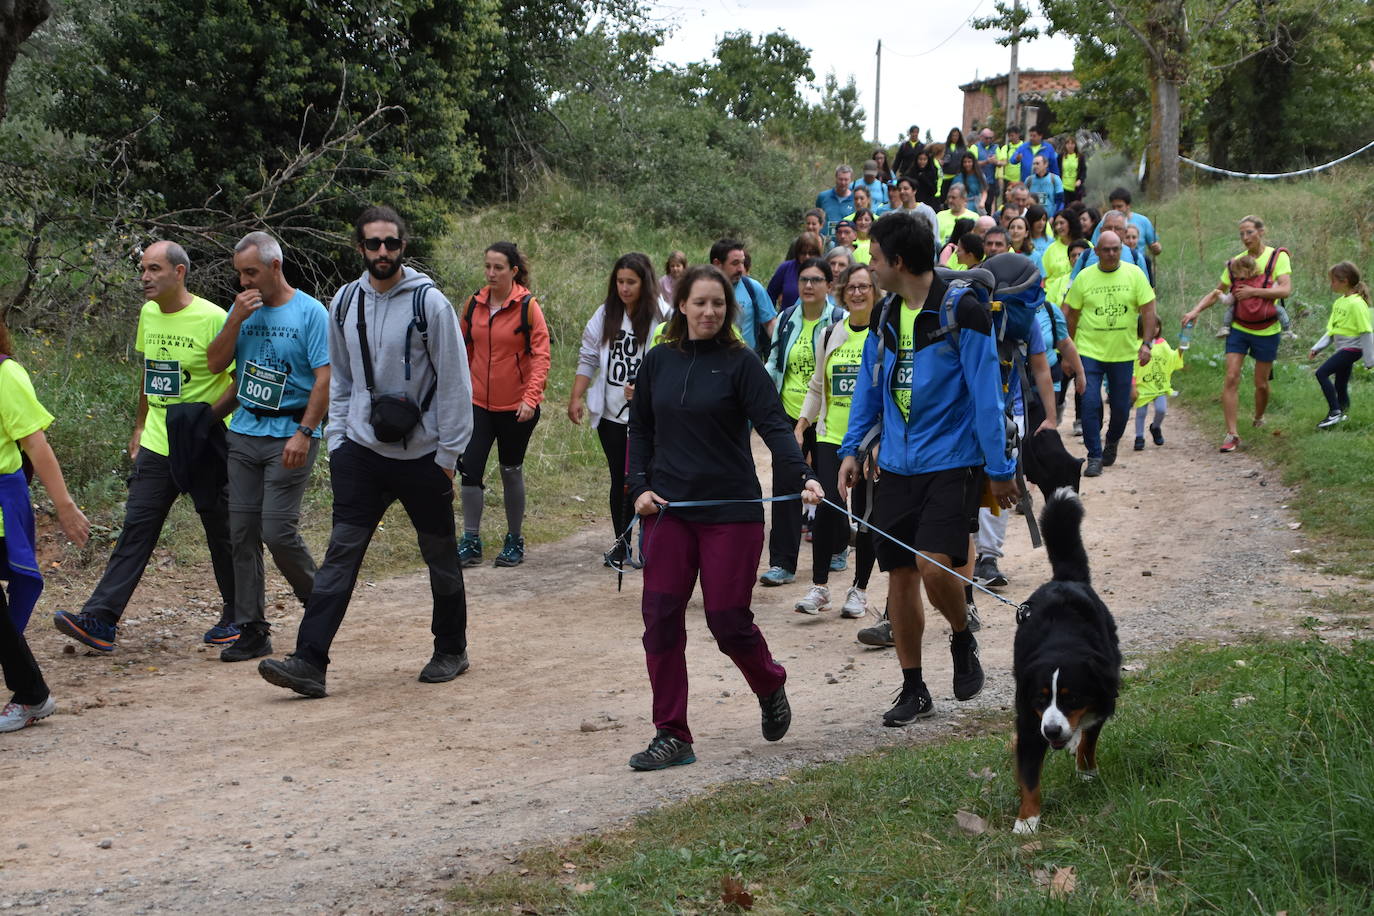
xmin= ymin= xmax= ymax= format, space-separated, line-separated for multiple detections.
xmin=606 ymin=492 xmax=1024 ymax=612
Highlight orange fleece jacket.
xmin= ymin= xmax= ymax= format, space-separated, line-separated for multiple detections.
xmin=462 ymin=283 xmax=551 ymax=411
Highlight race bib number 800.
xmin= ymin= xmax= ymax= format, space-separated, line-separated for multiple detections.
xmin=238 ymin=361 xmax=287 ymax=410
xmin=143 ymin=359 xmax=182 ymax=398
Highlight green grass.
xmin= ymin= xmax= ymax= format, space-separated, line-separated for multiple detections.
xmin=1149 ymin=164 xmax=1374 ymax=576
xmin=448 ymin=637 xmax=1374 ymax=914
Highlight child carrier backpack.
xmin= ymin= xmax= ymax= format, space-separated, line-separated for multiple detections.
xmin=1228 ymin=248 xmax=1286 ymax=329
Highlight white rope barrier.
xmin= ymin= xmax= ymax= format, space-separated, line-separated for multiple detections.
xmin=1179 ymin=139 xmax=1374 ymax=179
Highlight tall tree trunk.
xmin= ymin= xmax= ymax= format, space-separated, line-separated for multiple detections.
xmin=0 ymin=0 xmax=52 ymax=123
xmin=1147 ymin=72 xmax=1181 ymax=198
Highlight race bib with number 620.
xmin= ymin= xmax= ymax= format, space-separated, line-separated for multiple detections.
xmin=143 ymin=359 xmax=182 ymax=398
xmin=237 ymin=361 xmax=287 ymax=410
xmin=830 ymin=365 xmax=859 ymax=398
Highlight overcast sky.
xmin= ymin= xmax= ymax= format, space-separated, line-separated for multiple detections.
xmin=647 ymin=0 xmax=1076 ymax=144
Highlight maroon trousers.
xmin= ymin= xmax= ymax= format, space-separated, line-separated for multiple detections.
xmin=640 ymin=512 xmax=786 ymax=744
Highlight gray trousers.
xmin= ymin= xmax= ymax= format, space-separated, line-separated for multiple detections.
xmin=227 ymin=431 xmax=319 ymax=630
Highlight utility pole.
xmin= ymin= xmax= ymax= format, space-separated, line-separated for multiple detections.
xmin=1007 ymin=0 xmax=1021 ymax=133
xmin=874 ymin=39 xmax=882 ymax=145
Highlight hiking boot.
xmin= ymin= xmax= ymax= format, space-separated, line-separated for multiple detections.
xmin=1071 ymin=419 xmax=1083 ymax=437
xmin=882 ymin=681 xmax=934 ymax=726
xmin=493 ymin=533 xmax=525 ymax=567
xmin=418 ymin=650 xmax=470 ymax=683
xmin=220 ymin=626 xmax=272 ymax=662
xmin=965 ymin=602 xmax=982 ymax=633
xmin=829 ymin=548 xmax=849 ymax=572
xmin=840 ymin=586 xmax=868 ymax=619
xmin=856 ymin=612 xmax=894 ymax=648
xmin=203 ymin=622 xmax=241 ymax=645
xmin=1150 ymin=424 xmax=1164 ymax=446
xmin=258 ymin=655 xmax=327 ymax=698
xmin=1101 ymin=438 xmax=1119 ymax=467
xmin=794 ymin=584 xmax=830 ymax=615
xmin=758 ymin=566 xmax=795 ymax=587
xmin=457 ymin=533 xmax=482 ymax=568
xmin=1218 ymin=434 xmax=1240 ymax=453
xmin=950 ymin=631 xmax=985 ymax=701
xmin=0 ymin=696 xmax=56 ymax=733
xmin=1317 ymin=410 xmax=1347 ymax=430
xmin=1084 ymin=457 xmax=1103 ymax=477
xmin=628 ymin=730 xmax=696 ymax=771
xmin=1133 ymin=436 xmax=1145 ymax=451
xmin=53 ymin=611 xmax=117 ymax=652
xmin=973 ymin=555 xmax=1007 ymax=588
xmin=759 ymin=685 xmax=791 ymax=741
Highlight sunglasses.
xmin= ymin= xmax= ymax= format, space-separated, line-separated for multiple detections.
xmin=362 ymin=237 xmax=403 ymax=252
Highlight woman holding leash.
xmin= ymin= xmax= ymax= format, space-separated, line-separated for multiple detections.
xmin=626 ymin=264 xmax=823 ymax=771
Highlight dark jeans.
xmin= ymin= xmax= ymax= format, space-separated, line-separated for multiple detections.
xmin=596 ymin=419 xmax=631 ymax=543
xmin=1080 ymin=356 xmax=1135 ymax=460
xmin=293 ymin=439 xmax=466 ymax=670
xmin=1316 ymin=348 xmax=1362 ymax=412
xmin=640 ymin=513 xmax=785 ymax=744
xmin=82 ymin=449 xmax=234 ymax=626
xmin=768 ymin=416 xmax=814 ymax=572
xmin=0 ymin=542 xmax=47 ymax=705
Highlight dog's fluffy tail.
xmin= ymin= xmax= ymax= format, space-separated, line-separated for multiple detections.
xmin=1040 ymin=487 xmax=1090 ymax=583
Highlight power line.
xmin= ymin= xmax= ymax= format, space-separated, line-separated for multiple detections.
xmin=884 ymin=0 xmax=988 ymax=58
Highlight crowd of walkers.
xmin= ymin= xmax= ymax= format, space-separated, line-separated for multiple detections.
xmin=2 ymin=127 xmax=1370 ymax=777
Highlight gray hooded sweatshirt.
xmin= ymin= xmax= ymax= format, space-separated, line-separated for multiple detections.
xmin=325 ymin=266 xmax=473 ymax=469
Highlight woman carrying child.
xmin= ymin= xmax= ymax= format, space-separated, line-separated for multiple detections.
xmin=1308 ymin=261 xmax=1374 ymax=429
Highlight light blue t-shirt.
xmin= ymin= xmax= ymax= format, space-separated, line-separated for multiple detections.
xmin=1034 ymin=303 xmax=1068 ymax=375
xmin=815 ymin=188 xmax=855 ymax=239
xmin=854 ymin=178 xmax=890 ymax=206
xmin=1092 ymin=212 xmax=1157 ymax=265
xmin=227 ymin=289 xmax=330 ymax=438
xmin=734 ymin=276 xmax=777 ymax=352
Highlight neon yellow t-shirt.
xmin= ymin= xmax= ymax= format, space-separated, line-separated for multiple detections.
xmin=136 ymin=296 xmax=234 ymax=457
xmin=999 ymin=143 xmax=1021 ymax=183
xmin=1061 ymin=153 xmax=1080 ymax=189
xmin=1220 ymin=247 xmax=1290 ymax=337
xmin=895 ymin=305 xmax=920 ymax=418
xmin=1325 ymin=293 xmax=1373 ymax=338
xmin=1041 ymin=240 xmax=1073 ymax=305
xmin=1132 ymin=339 xmax=1183 ymax=408
xmin=821 ymin=323 xmax=870 ymax=446
xmin=0 ymin=358 xmax=55 ymax=537
xmin=852 ymin=239 xmax=872 ymax=264
xmin=1065 ymin=262 xmax=1155 ymax=364
xmin=781 ymin=316 xmax=821 ymax=417
xmin=937 ymin=208 xmax=976 ymax=245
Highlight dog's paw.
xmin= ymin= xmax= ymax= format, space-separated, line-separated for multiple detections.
xmin=1077 ymin=767 xmax=1098 ymax=782
xmin=1013 ymin=816 xmax=1041 ymax=834
xmin=1066 ymin=731 xmax=1082 ymax=754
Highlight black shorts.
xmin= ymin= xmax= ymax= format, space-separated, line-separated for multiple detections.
xmin=869 ymin=467 xmax=983 ymax=572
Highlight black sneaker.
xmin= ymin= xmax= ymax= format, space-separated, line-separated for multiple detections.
xmin=1133 ymin=436 xmax=1145 ymax=451
xmin=493 ymin=533 xmax=525 ymax=567
xmin=1150 ymin=424 xmax=1164 ymax=446
xmin=258 ymin=655 xmax=327 ymax=698
xmin=1084 ymin=457 xmax=1103 ymax=477
xmin=1316 ymin=410 xmax=1347 ymax=430
xmin=856 ymin=612 xmax=894 ymax=648
xmin=457 ymin=533 xmax=482 ymax=568
xmin=418 ymin=650 xmax=470 ymax=683
xmin=882 ymin=681 xmax=934 ymax=726
xmin=1101 ymin=438 xmax=1119 ymax=467
xmin=759 ymin=685 xmax=791 ymax=742
xmin=973 ymin=555 xmax=1007 ymax=588
xmin=950 ymin=632 xmax=984 ymax=701
xmin=220 ymin=626 xmax=272 ymax=662
xmin=628 ymin=730 xmax=696 ymax=771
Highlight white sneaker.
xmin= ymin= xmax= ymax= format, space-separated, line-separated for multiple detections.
xmin=0 ymin=696 xmax=56 ymax=733
xmin=794 ymin=584 xmax=831 ymax=615
xmin=841 ymin=586 xmax=868 ymax=619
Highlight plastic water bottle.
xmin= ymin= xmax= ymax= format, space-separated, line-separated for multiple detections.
xmin=1179 ymin=319 xmax=1196 ymax=351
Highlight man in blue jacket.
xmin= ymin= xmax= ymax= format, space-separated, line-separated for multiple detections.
xmin=838 ymin=212 xmax=1019 ymax=727
xmin=815 ymin=165 xmax=855 ymax=242
xmin=1012 ymin=125 xmax=1060 ymax=179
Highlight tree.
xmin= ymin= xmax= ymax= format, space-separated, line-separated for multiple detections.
xmin=695 ymin=31 xmax=815 ymax=126
xmin=0 ymin=0 xmax=49 ymax=122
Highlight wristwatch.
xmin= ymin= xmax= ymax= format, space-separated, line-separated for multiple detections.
xmin=296 ymin=424 xmax=314 ymax=437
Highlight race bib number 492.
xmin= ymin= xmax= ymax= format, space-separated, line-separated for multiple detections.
xmin=143 ymin=359 xmax=182 ymax=398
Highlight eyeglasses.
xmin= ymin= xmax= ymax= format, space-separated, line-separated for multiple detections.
xmin=798 ymin=276 xmax=827 ymax=286
xmin=362 ymin=237 xmax=403 ymax=252
xmin=845 ymin=284 xmax=873 ymax=295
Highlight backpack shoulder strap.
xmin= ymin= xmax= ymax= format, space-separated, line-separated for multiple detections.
xmin=334 ymin=282 xmax=361 ymax=329
xmin=1263 ymin=248 xmax=1286 ymax=282
xmin=517 ymin=293 xmax=535 ymax=355
xmin=410 ymin=283 xmax=434 ymax=337
xmin=461 ymin=292 xmax=480 ymax=336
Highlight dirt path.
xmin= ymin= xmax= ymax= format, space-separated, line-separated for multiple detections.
xmin=0 ymin=403 xmax=1357 ymax=914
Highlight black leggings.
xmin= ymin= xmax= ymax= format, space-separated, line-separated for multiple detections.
xmin=810 ymin=443 xmax=876 ymax=589
xmin=1316 ymin=348 xmax=1362 ymax=412
xmin=0 ymin=542 xmax=47 ymax=705
xmin=596 ymin=419 xmax=631 ymax=542
xmin=460 ymin=405 xmax=540 ymax=488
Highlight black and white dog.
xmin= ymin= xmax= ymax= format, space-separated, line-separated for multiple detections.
xmin=1012 ymin=488 xmax=1121 ymax=834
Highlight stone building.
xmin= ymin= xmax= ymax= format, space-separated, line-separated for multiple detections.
xmin=960 ymin=70 xmax=1080 ymax=135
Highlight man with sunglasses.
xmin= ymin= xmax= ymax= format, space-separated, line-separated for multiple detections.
xmin=258 ymin=206 xmax=474 ymax=698
xmin=204 ymin=232 xmax=330 ymax=662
